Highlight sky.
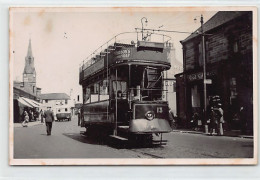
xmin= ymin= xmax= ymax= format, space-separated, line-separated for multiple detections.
xmin=10 ymin=7 xmax=216 ymax=101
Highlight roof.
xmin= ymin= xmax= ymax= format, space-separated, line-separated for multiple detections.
xmin=40 ymin=93 xmax=71 ymax=100
xmin=13 ymin=81 xmax=22 ymax=88
xmin=13 ymin=86 xmax=38 ymax=99
xmin=181 ymin=11 xmax=249 ymax=43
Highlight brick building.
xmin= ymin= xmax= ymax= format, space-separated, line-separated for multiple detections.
xmin=175 ymin=11 xmax=253 ymax=134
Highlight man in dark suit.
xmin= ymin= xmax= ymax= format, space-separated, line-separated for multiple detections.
xmin=44 ymin=107 xmax=55 ymax=136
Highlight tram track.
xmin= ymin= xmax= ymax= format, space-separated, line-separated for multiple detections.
xmin=80 ymin=130 xmax=167 ymax=158
xmin=128 ymin=149 xmax=165 ymax=158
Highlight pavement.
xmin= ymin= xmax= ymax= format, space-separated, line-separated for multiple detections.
xmin=13 ymin=121 xmax=44 ymax=128
xmin=172 ymin=129 xmax=254 ymax=139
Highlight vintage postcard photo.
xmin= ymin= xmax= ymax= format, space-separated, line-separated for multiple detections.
xmin=9 ymin=7 xmax=257 ymax=165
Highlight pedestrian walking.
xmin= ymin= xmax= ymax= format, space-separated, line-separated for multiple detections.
xmin=22 ymin=111 xmax=29 ymax=127
xmin=34 ymin=109 xmax=39 ymax=121
xmin=78 ymin=109 xmax=81 ymax=126
xmin=218 ymin=104 xmax=224 ymax=135
xmin=44 ymin=107 xmax=55 ymax=136
xmin=28 ymin=109 xmax=33 ymax=122
xmin=168 ymin=109 xmax=175 ymax=129
xmin=40 ymin=109 xmax=44 ymax=123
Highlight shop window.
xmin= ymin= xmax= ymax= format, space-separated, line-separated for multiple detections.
xmin=230 ymin=77 xmax=237 ymax=98
xmin=191 ymin=85 xmax=201 ymax=108
xmin=233 ymin=42 xmax=238 ymax=53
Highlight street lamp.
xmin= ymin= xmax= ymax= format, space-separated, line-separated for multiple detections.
xmin=195 ymin=15 xmax=207 ymax=132
xmin=141 ymin=17 xmax=148 ymax=41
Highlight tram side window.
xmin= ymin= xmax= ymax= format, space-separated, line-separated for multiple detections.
xmin=99 ymin=80 xmax=109 ymax=101
xmin=113 ymin=81 xmax=127 ymax=99
xmin=90 ymin=83 xmax=99 ymax=102
xmin=83 ymin=87 xmax=91 ymax=104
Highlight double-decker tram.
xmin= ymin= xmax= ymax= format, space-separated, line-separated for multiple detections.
xmin=79 ymin=32 xmax=173 ymax=146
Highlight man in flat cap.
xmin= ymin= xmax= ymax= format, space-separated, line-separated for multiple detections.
xmin=44 ymin=107 xmax=55 ymax=136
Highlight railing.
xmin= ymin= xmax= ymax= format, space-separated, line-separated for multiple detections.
xmin=79 ymin=31 xmax=172 ymax=73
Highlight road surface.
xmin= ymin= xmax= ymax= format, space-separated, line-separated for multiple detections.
xmin=13 ymin=116 xmax=253 ymax=159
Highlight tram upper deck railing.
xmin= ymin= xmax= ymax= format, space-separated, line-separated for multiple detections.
xmin=79 ymin=32 xmax=173 ymax=83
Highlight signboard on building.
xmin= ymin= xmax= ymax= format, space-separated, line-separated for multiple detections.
xmin=204 ymin=79 xmax=212 ymax=84
xmin=187 ymin=70 xmax=216 ymax=82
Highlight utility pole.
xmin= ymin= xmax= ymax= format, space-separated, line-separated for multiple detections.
xmin=141 ymin=17 xmax=148 ymax=41
xmin=200 ymin=15 xmax=207 ymax=132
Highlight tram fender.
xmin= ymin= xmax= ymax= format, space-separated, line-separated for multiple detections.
xmin=129 ymin=118 xmax=172 ymax=133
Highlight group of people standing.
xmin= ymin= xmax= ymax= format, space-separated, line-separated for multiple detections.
xmin=21 ymin=107 xmax=55 ymax=136
xmin=190 ymin=95 xmax=224 ymax=136
xmin=207 ymin=95 xmax=224 ymax=136
xmin=22 ymin=108 xmax=41 ymax=122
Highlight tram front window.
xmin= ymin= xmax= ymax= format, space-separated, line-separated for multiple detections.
xmin=130 ymin=67 xmax=163 ymax=101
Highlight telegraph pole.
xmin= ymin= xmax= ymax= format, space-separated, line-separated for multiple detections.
xmin=200 ymin=15 xmax=208 ymax=132
xmin=141 ymin=17 xmax=148 ymax=40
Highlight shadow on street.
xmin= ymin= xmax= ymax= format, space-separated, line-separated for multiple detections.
xmin=62 ymin=132 xmax=164 ymax=150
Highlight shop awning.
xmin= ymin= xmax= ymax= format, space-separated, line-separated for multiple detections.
xmin=17 ymin=97 xmax=33 ymax=108
xmin=21 ymin=97 xmax=41 ymax=108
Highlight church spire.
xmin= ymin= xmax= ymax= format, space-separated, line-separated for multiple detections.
xmin=23 ymin=39 xmax=35 ymax=74
xmin=27 ymin=38 xmax=33 ymax=57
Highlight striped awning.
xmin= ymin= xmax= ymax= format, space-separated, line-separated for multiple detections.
xmin=20 ymin=97 xmax=42 ymax=108
xmin=17 ymin=97 xmax=33 ymax=108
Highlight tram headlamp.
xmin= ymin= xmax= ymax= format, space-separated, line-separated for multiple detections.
xmin=145 ymin=111 xmax=155 ymax=120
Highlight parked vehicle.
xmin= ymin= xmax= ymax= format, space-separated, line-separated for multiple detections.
xmin=56 ymin=105 xmax=71 ymax=121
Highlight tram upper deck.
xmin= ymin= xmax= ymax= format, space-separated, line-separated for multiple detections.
xmin=79 ymin=32 xmax=173 ymax=85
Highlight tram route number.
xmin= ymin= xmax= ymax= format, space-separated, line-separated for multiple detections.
xmin=157 ymin=107 xmax=163 ymax=113
xmin=114 ymin=49 xmax=131 ymax=58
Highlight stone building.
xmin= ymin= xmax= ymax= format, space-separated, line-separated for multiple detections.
xmin=175 ymin=11 xmax=253 ymax=134
xmin=13 ymin=39 xmax=42 ymax=99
